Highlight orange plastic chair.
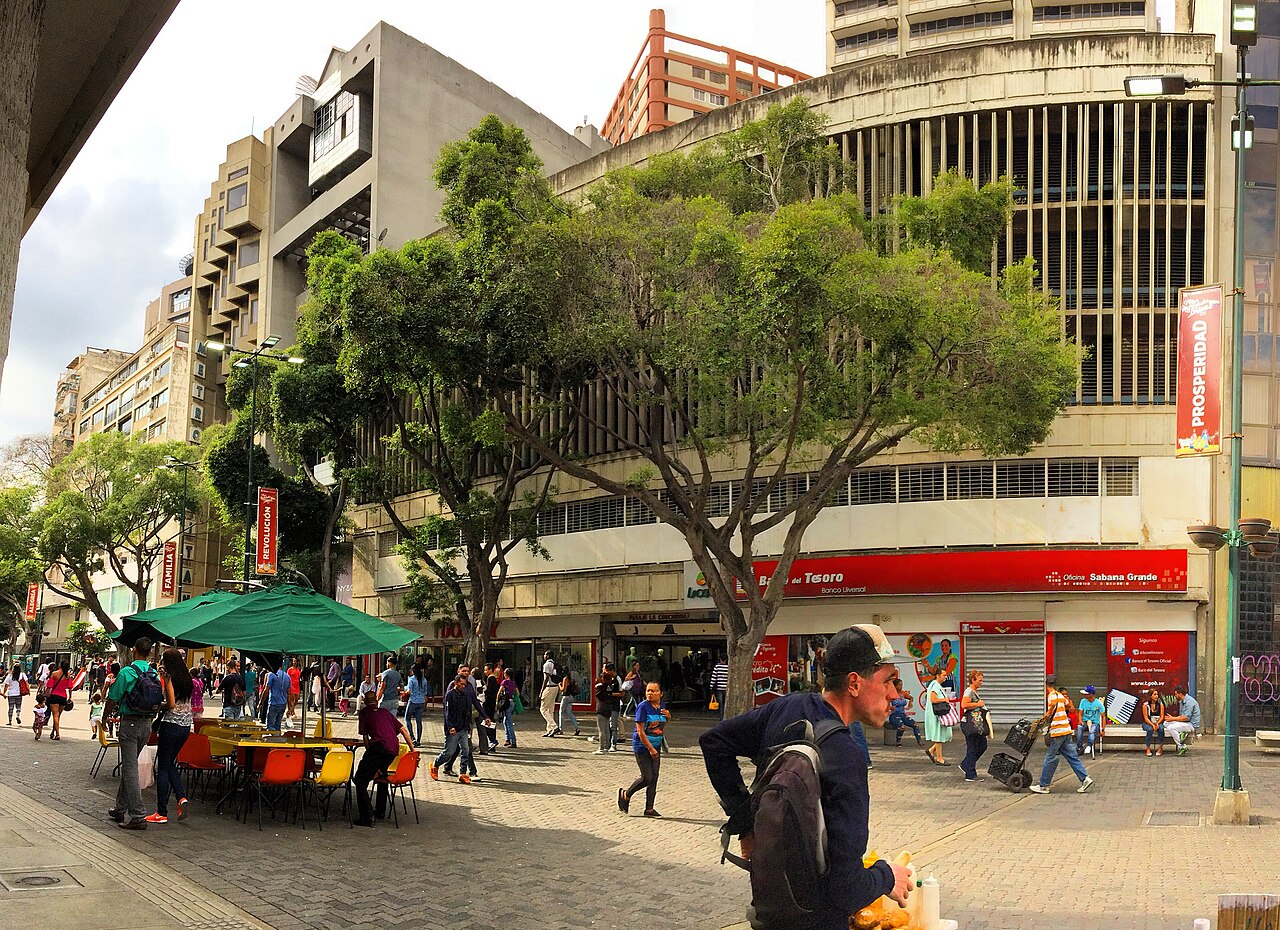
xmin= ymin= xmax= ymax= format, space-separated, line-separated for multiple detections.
xmin=374 ymin=750 xmax=420 ymax=826
xmin=176 ymin=732 xmax=229 ymax=799
xmin=244 ymin=748 xmax=307 ymax=831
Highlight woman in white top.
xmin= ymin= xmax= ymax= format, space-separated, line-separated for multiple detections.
xmin=3 ymin=663 xmax=28 ymax=725
xmin=149 ymin=648 xmax=195 ymax=824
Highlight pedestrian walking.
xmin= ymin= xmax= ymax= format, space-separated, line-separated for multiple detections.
xmin=924 ymin=666 xmax=952 ymax=765
xmin=594 ymin=661 xmax=624 ymax=753
xmin=104 ymin=637 xmax=163 ymax=830
xmin=31 ymin=694 xmax=47 ymax=739
xmin=243 ymin=660 xmax=258 ymax=718
xmin=44 ymin=660 xmax=74 ymax=741
xmin=618 ymin=682 xmax=670 ymax=817
xmin=353 ymin=691 xmax=414 ymax=827
xmin=1031 ymin=676 xmax=1093 ymax=795
xmin=699 ymin=624 xmax=914 ymax=928
xmin=3 ymin=663 xmax=28 ymax=725
xmin=480 ymin=664 xmax=501 ymax=752
xmin=148 ymin=648 xmax=194 ymax=824
xmin=264 ymin=660 xmax=290 ymax=732
xmin=498 ymin=667 xmax=519 ymax=747
xmin=710 ymin=656 xmax=728 ymax=718
xmin=558 ymin=666 xmax=581 ymax=736
xmin=375 ymin=655 xmax=401 ymax=714
xmin=219 ymin=657 xmax=246 ymax=720
xmin=430 ymin=675 xmax=489 ymax=784
xmin=285 ymin=657 xmax=302 ymax=727
xmin=622 ymin=660 xmax=644 ymax=717
xmin=958 ymin=669 xmax=989 ymax=783
xmin=403 ymin=663 xmax=428 ymax=744
xmin=539 ymin=651 xmax=560 ymax=737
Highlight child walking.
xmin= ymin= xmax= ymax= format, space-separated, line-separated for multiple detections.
xmin=32 ymin=694 xmax=47 ymax=740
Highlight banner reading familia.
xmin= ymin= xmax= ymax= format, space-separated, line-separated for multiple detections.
xmin=160 ymin=540 xmax=177 ymax=598
xmin=1175 ymin=283 xmax=1223 ymax=458
xmin=256 ymin=487 xmax=279 ymax=575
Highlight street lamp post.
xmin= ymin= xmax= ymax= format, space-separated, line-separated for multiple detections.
xmin=206 ymin=335 xmax=304 ymax=583
xmin=1124 ymin=1 xmax=1277 ymax=825
xmin=161 ymin=456 xmax=198 ymax=601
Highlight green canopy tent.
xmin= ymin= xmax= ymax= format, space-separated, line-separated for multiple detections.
xmin=113 ymin=589 xmax=242 ymax=646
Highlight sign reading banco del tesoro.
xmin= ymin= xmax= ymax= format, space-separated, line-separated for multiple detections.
xmin=256 ymin=487 xmax=279 ymax=576
xmin=739 ymin=549 xmax=1188 ymax=599
xmin=1175 ymin=283 xmax=1223 ymax=458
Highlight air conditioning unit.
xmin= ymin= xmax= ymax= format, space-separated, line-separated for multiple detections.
xmin=190 ymin=427 xmax=202 ymax=442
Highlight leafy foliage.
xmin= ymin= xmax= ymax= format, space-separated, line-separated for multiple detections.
xmin=66 ymin=618 xmax=112 ymax=662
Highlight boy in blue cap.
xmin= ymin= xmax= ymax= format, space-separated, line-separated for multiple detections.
xmin=1076 ymin=685 xmax=1105 ymax=757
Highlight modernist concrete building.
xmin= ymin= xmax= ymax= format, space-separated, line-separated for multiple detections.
xmin=51 ymin=347 xmax=132 ymax=462
xmin=342 ymin=3 xmax=1280 ymax=737
xmin=602 ymin=8 xmax=810 ymax=145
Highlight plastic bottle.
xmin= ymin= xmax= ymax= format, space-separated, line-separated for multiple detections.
xmin=920 ymin=875 xmax=941 ymax=930
xmin=905 ymin=879 xmax=924 ymax=923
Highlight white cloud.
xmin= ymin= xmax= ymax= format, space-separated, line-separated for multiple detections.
xmin=5 ymin=0 xmax=826 ymax=446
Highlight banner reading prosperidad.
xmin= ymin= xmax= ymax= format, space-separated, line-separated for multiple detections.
xmin=1175 ymin=283 xmax=1223 ymax=457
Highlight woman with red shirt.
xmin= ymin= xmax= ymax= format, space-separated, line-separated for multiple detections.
xmin=44 ymin=660 xmax=75 ymax=741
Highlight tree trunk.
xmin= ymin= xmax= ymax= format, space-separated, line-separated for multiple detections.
xmin=724 ymin=632 xmax=759 ymax=718
xmin=319 ymin=477 xmax=347 ymax=598
xmin=464 ymin=567 xmax=498 ymax=671
xmin=0 ymin=0 xmax=45 ymax=386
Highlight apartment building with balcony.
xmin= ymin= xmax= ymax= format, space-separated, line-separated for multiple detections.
xmin=826 ymin=0 xmax=1164 ymax=71
xmin=51 ymin=347 xmax=132 ymax=461
xmin=602 ymin=8 xmax=810 ymax=145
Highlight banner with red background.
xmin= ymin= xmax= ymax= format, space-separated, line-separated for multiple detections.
xmin=160 ymin=540 xmax=177 ymax=598
xmin=752 ymin=635 xmax=789 ymax=706
xmin=1175 ymin=283 xmax=1223 ymax=457
xmin=256 ymin=488 xmax=279 ymax=575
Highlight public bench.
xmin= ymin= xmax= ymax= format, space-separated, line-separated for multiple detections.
xmin=1255 ymin=730 xmax=1280 ymax=751
xmin=1098 ymin=725 xmax=1146 ymax=751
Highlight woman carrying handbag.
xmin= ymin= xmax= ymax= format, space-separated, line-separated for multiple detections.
xmin=958 ymin=669 xmax=989 ymax=783
xmin=925 ymin=666 xmax=954 ymax=765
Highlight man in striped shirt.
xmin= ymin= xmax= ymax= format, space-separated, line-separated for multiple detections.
xmin=710 ymin=657 xmax=729 ymax=719
xmin=1030 ymin=675 xmax=1093 ymax=795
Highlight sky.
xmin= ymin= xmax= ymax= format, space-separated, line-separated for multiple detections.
xmin=2 ymin=0 xmax=826 ymax=446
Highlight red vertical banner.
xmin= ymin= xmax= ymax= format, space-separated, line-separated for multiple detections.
xmin=1175 ymin=283 xmax=1223 ymax=457
xmin=256 ymin=487 xmax=279 ymax=575
xmin=24 ymin=583 xmax=40 ymax=621
xmin=160 ymin=540 xmax=178 ymax=598
xmin=752 ymin=635 xmax=790 ymax=706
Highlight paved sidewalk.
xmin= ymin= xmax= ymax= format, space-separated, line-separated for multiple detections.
xmin=1 ymin=706 xmax=1278 ymax=929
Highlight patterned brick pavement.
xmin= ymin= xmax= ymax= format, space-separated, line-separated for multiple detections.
xmin=1 ymin=706 xmax=1278 ymax=930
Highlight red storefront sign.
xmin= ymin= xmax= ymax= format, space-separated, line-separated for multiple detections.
xmin=1106 ymin=632 xmax=1191 ymax=709
xmin=743 ymin=549 xmax=1187 ymax=599
xmin=256 ymin=487 xmax=279 ymax=575
xmin=959 ymin=620 xmax=1046 ymax=635
xmin=752 ymin=635 xmax=789 ymax=706
xmin=1175 ymin=283 xmax=1223 ymax=457
xmin=24 ymin=583 xmax=40 ymax=621
xmin=160 ymin=540 xmax=178 ymax=598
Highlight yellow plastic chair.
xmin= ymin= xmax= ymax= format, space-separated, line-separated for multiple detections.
xmin=312 ymin=718 xmax=333 ymax=739
xmin=303 ymin=750 xmax=354 ymax=829
xmin=90 ymin=720 xmax=119 ymax=778
xmin=385 ymin=742 xmax=410 ymax=774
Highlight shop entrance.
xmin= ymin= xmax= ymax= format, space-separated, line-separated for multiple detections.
xmin=615 ymin=638 xmax=725 ymax=708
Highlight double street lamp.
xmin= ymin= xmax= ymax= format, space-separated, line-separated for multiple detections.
xmin=159 ymin=456 xmax=199 ymax=601
xmin=206 ymin=334 xmax=304 ymax=582
xmin=1125 ymin=0 xmax=1277 ymax=824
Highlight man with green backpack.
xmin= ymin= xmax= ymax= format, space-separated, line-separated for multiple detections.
xmin=103 ymin=637 xmax=164 ymax=830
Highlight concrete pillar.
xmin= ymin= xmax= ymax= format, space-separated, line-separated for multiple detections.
xmin=0 ymin=0 xmax=46 ymax=388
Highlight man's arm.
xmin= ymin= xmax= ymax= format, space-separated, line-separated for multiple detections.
xmin=822 ymin=750 xmax=898 ymax=911
xmin=698 ymin=707 xmax=768 ymax=834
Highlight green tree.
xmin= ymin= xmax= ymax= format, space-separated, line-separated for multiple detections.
xmin=312 ymin=116 xmax=566 ymax=667
xmin=34 ymin=432 xmax=193 ymax=634
xmin=66 ymin=617 xmax=111 ymax=663
xmin=504 ymin=100 xmax=1078 ymax=716
xmin=0 ymin=484 xmax=43 ymax=653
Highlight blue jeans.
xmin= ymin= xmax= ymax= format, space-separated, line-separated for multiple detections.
xmin=502 ymin=709 xmax=517 ymax=745
xmin=960 ymin=732 xmax=988 ymax=779
xmin=154 ymin=721 xmax=189 ymax=816
xmin=404 ymin=702 xmax=425 ymax=743
xmin=222 ymin=703 xmax=243 ymax=720
xmin=435 ymin=729 xmax=474 ymax=775
xmin=1039 ymin=734 xmax=1089 ymax=788
xmin=888 ymin=710 xmax=921 ymax=743
xmin=597 ymin=710 xmax=619 ymax=749
xmin=559 ymin=695 xmax=579 ymax=731
xmin=714 ymin=689 xmax=726 ymax=719
xmin=848 ymin=721 xmax=871 ymax=766
xmin=266 ymin=703 xmax=285 ymax=732
xmin=1141 ymin=721 xmax=1165 ymax=749
xmin=1076 ymin=720 xmax=1100 ymax=751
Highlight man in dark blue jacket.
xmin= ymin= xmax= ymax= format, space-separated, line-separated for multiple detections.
xmin=700 ymin=624 xmax=914 ymax=930
xmin=430 ymin=675 xmax=489 ymax=784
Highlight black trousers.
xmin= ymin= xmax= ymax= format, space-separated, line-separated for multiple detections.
xmin=626 ymin=750 xmax=661 ymax=811
xmin=354 ymin=744 xmax=395 ymax=821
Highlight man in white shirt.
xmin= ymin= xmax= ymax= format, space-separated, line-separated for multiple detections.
xmin=36 ymin=657 xmax=51 ymax=685
xmin=539 ymin=651 xmax=560 ymax=737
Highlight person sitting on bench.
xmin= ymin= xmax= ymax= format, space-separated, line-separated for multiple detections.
xmin=1164 ymin=684 xmax=1200 ymax=756
xmin=888 ymin=679 xmax=923 ymax=747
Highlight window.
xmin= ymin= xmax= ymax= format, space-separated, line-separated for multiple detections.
xmin=170 ymin=288 xmax=191 ymax=313
xmin=118 ymin=415 xmax=132 ymax=435
xmin=851 ymin=467 xmax=896 ymax=505
xmin=227 ymin=166 xmax=248 ymax=181
xmin=377 ymin=531 xmax=401 ymax=558
xmin=946 ymin=462 xmax=994 ymax=499
xmin=996 ymin=460 xmax=1046 ymax=498
xmin=909 ymin=10 xmax=1013 ymax=37
xmin=153 ymin=360 xmax=171 ymax=379
xmin=710 ymin=70 xmax=727 ymax=85
xmin=92 ymin=408 xmax=104 ymax=426
xmin=313 ymin=91 xmax=356 ymax=160
xmin=250 ymin=297 xmax=259 ymax=324
xmin=239 ymin=240 xmax=260 ymax=266
xmin=80 ymin=418 xmax=90 ymax=434
xmin=899 ymin=465 xmax=945 ymax=502
xmin=104 ymin=399 xmax=118 ymax=424
xmin=1033 ymin=3 xmax=1145 ymax=21
xmin=835 ymin=28 xmax=897 ymax=50
xmin=150 ymin=388 xmax=169 ymax=410
xmin=226 ymin=183 xmax=248 ymax=212
xmin=836 ymin=0 xmax=895 ymax=14
xmin=736 ymin=78 xmax=754 ymax=96
xmin=1103 ymin=459 xmax=1140 ymax=496
xmin=1047 ymin=459 xmax=1099 ymax=497
xmin=692 ymin=88 xmax=728 ymax=106
xmin=692 ymin=66 xmax=706 ymax=79
xmin=148 ymin=420 xmax=165 ymax=440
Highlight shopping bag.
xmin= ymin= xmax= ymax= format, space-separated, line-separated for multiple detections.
xmin=708 ymin=695 xmax=720 ymax=711
xmin=137 ymin=745 xmax=156 ymax=790
xmin=513 ymin=692 xmax=524 ymax=714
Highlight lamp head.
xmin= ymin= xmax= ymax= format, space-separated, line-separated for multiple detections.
xmin=1232 ymin=2 xmax=1259 ymax=48
xmin=1124 ymin=74 xmax=1187 ymax=98
xmin=261 ymin=334 xmax=281 ymax=350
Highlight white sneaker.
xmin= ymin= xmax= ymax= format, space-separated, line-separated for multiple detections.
xmin=1077 ymin=776 xmax=1094 ymax=794
xmin=593 ymin=749 xmax=608 ymax=754
xmin=1086 ymin=745 xmax=1093 ymax=757
xmin=1029 ymin=785 xmax=1050 ymax=794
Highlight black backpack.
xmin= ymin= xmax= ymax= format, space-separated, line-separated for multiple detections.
xmin=125 ymin=666 xmax=164 ymax=715
xmin=721 ymin=718 xmax=847 ymax=930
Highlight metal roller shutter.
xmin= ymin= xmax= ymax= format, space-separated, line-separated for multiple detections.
xmin=1053 ymin=632 xmax=1108 ymax=699
xmin=961 ymin=635 xmax=1046 ymax=724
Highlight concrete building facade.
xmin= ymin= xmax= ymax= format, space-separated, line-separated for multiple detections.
xmin=602 ymin=7 xmax=810 ymax=145
xmin=51 ymin=347 xmax=132 ymax=462
xmin=343 ymin=9 xmax=1280 ymax=737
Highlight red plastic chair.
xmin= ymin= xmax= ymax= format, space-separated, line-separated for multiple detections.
xmin=374 ymin=750 xmax=420 ymax=826
xmin=243 ymin=748 xmax=307 ymax=831
xmin=176 ymin=732 xmax=229 ymax=799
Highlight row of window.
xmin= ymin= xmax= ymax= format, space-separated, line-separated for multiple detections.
xmin=1033 ymin=2 xmax=1145 ymax=21
xmin=909 ymin=10 xmax=1013 ymax=38
xmin=835 ymin=28 xmax=897 ymax=51
xmin=692 ymin=88 xmax=729 ymax=107
xmin=313 ymin=91 xmax=356 ymax=161
xmin=835 ymin=0 xmax=894 ymax=15
xmin=376 ymin=458 xmax=1141 ymax=554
